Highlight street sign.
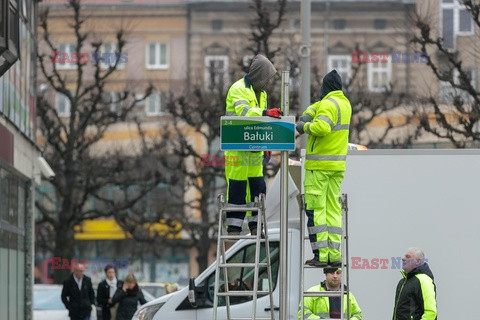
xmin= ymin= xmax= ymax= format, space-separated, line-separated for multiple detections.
xmin=220 ymin=116 xmax=295 ymax=151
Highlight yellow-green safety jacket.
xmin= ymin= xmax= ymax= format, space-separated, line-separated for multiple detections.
xmin=298 ymin=283 xmax=363 ymax=320
xmin=301 ymin=90 xmax=351 ymax=171
xmin=225 ymin=75 xmax=267 ymax=116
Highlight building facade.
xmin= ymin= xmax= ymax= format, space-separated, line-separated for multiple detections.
xmin=187 ymin=0 xmax=479 ymax=147
xmin=0 ymin=0 xmax=39 ymax=319
xmin=36 ymin=0 xmax=192 ymax=284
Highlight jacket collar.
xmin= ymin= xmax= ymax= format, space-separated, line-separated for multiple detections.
xmin=244 ymin=75 xmax=252 ymax=88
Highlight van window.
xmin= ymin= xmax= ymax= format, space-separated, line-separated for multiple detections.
xmin=207 ymin=241 xmax=280 ymax=306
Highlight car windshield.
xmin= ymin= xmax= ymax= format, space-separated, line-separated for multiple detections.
xmin=141 ymin=285 xmax=165 ymax=298
xmin=33 ymin=287 xmax=66 ymax=310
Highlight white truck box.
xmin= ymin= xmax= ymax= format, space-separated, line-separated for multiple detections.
xmin=133 ymin=149 xmax=480 ymax=320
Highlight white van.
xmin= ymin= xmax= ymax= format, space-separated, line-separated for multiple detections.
xmin=132 ymin=226 xmax=304 ymax=320
xmin=132 ymin=165 xmax=306 ymax=320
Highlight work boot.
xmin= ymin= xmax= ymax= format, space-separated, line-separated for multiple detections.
xmin=250 ymin=228 xmax=265 ymax=238
xmin=228 ymin=231 xmax=241 ymax=236
xmin=305 ymin=256 xmax=328 ymax=268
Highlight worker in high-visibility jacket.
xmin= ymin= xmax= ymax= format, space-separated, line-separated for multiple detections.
xmin=298 ymin=268 xmax=362 ymax=320
xmin=296 ymin=69 xmax=351 ymax=267
xmin=224 ymin=54 xmax=282 ymax=235
xmin=393 ymin=247 xmax=437 ymax=320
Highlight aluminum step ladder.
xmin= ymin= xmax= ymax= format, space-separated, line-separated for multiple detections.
xmin=299 ymin=193 xmax=351 ymax=320
xmin=213 ymin=193 xmax=275 ymax=320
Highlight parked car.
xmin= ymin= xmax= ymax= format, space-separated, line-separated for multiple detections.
xmin=140 ymin=282 xmax=185 ymax=298
xmin=33 ymin=284 xmax=96 ymax=320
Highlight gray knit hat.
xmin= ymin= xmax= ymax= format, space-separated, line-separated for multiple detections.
xmin=248 ymin=54 xmax=277 ymax=90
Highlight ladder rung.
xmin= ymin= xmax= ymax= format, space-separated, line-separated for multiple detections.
xmin=220 ymin=206 xmax=260 ymax=212
xmin=220 ymin=235 xmax=262 ymax=240
xmin=219 ymin=262 xmax=268 ymax=268
xmin=303 ymin=291 xmax=347 ymax=298
xmin=217 ymin=290 xmax=270 ymax=296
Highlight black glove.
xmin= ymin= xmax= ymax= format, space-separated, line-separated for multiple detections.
xmin=296 ymin=121 xmax=305 ymax=134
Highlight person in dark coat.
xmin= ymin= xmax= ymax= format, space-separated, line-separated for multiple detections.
xmin=97 ymin=265 xmax=123 ymax=320
xmin=112 ymin=273 xmax=147 ymax=320
xmin=393 ymin=247 xmax=437 ymax=320
xmin=61 ymin=266 xmax=95 ymax=320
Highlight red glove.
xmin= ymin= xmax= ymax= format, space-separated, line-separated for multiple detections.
xmin=263 ymin=108 xmax=283 ymax=118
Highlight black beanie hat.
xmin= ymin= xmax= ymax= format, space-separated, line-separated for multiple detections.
xmin=324 ymin=267 xmax=340 ymax=274
xmin=319 ymin=69 xmax=342 ymax=99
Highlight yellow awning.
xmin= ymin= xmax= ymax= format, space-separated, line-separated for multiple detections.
xmin=74 ymin=218 xmax=183 ymax=240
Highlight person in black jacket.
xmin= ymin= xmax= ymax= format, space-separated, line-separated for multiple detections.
xmin=112 ymin=273 xmax=147 ymax=320
xmin=97 ymin=265 xmax=123 ymax=320
xmin=393 ymin=247 xmax=437 ymax=320
xmin=61 ymin=266 xmax=95 ymax=320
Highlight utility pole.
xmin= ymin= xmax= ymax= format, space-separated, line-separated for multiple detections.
xmin=279 ymin=71 xmax=290 ymax=320
xmin=299 ymin=0 xmax=311 ymax=149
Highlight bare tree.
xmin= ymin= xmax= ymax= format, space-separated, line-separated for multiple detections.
xmin=411 ymin=0 xmax=480 ymax=147
xmin=35 ymin=0 xmax=172 ymax=283
xmin=115 ymin=86 xmax=226 ymax=274
xmin=343 ymin=60 xmax=421 ymax=148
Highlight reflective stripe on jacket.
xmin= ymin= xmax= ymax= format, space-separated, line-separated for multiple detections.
xmin=225 ymin=75 xmax=267 ymax=116
xmin=303 ymin=90 xmax=351 ymax=171
xmin=298 ymin=282 xmax=363 ymax=320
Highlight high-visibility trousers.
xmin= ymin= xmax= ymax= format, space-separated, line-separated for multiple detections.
xmin=224 ymin=150 xmax=266 ymax=232
xmin=304 ymin=170 xmax=344 ymax=263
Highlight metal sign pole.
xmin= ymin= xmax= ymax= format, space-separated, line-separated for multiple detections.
xmin=279 ymin=70 xmax=290 ymax=320
xmin=299 ymin=0 xmax=311 ymax=150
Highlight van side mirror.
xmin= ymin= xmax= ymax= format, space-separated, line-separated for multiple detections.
xmin=187 ymin=277 xmax=209 ymax=308
xmin=188 ymin=278 xmax=196 ymax=307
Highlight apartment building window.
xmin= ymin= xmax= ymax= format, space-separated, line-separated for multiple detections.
xmin=55 ymin=92 xmax=71 ymax=117
xmin=441 ymin=0 xmax=473 ymax=50
xmin=211 ymin=20 xmax=223 ymax=31
xmin=328 ymin=55 xmax=351 ymax=85
xmin=146 ymin=43 xmax=168 ymax=69
xmin=440 ymin=69 xmax=475 ymax=103
xmin=374 ymin=19 xmax=386 ymax=30
xmin=0 ymin=0 xmax=19 ymax=77
xmin=204 ymin=55 xmax=228 ymax=92
xmin=146 ymin=91 xmax=163 ymax=116
xmin=100 ymin=43 xmax=125 ymax=69
xmin=368 ymin=58 xmax=391 ymax=92
xmin=102 ymin=91 xmax=122 ymax=113
xmin=56 ymin=43 xmax=76 ymax=70
xmin=333 ymin=19 xmax=346 ymax=30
